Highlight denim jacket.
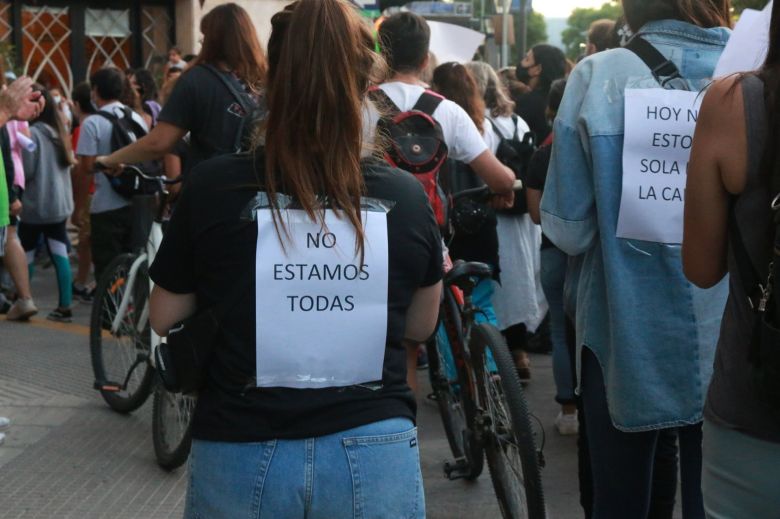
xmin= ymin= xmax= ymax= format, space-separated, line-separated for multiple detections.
xmin=541 ymin=20 xmax=731 ymax=431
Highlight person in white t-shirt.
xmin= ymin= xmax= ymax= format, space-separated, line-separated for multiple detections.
xmin=375 ymin=13 xmax=515 ymax=387
xmin=375 ymin=12 xmax=515 ymax=201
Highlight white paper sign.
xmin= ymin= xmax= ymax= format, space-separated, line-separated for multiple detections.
xmin=428 ymin=21 xmax=486 ymax=64
xmin=255 ymin=209 xmax=389 ymax=389
xmin=616 ymin=88 xmax=702 ymax=244
xmin=714 ymin=2 xmax=772 ymax=78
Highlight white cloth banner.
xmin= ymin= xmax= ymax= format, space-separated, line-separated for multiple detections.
xmin=255 ymin=209 xmax=389 ymax=389
xmin=616 ymin=88 xmax=702 ymax=244
xmin=428 ymin=21 xmax=486 ymax=65
xmin=714 ymin=2 xmax=772 ymax=78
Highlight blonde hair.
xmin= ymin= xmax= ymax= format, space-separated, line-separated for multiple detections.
xmin=465 ymin=61 xmax=515 ymax=118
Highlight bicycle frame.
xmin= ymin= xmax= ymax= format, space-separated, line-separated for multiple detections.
xmin=109 ymin=202 xmax=165 ymax=365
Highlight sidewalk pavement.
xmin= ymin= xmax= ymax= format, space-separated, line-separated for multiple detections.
xmin=0 ymin=268 xmax=585 ymax=518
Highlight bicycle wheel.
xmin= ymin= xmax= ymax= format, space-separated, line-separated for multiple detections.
xmin=426 ymin=287 xmax=484 ymax=481
xmin=152 ymin=380 xmax=195 ymax=470
xmin=90 ymin=253 xmax=154 ymax=413
xmin=472 ymin=323 xmax=546 ymax=519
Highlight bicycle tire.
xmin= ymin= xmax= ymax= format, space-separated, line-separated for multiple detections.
xmin=426 ymin=287 xmax=484 ymax=481
xmin=472 ymin=323 xmax=546 ymax=519
xmin=89 ymin=253 xmax=154 ymax=413
xmin=152 ymin=380 xmax=195 ymax=470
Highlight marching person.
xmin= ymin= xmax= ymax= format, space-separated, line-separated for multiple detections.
xmin=149 ymin=1 xmax=441 ymax=517
xmin=541 ymin=0 xmax=732 ymax=516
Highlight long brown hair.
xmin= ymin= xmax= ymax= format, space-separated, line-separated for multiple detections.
xmin=262 ymin=0 xmax=381 ymax=259
xmin=622 ymin=0 xmax=732 ymax=32
xmin=432 ymin=62 xmax=486 ymax=134
xmin=33 ymin=86 xmax=76 ymax=166
xmin=192 ymin=3 xmax=267 ymax=92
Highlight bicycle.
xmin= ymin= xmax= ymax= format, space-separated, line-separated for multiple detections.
xmin=89 ymin=165 xmax=195 ymax=470
xmin=426 ymin=183 xmax=546 ymax=519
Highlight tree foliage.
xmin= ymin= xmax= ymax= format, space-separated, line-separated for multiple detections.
xmin=732 ymin=0 xmax=770 ymax=13
xmin=526 ymin=10 xmax=548 ymax=49
xmin=562 ymin=2 xmax=622 ymax=59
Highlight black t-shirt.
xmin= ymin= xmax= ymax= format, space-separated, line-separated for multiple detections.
xmin=149 ymin=153 xmax=443 ymax=442
xmin=157 ymin=65 xmax=255 ymax=168
xmin=525 ymin=143 xmax=554 ymax=250
xmin=513 ymin=89 xmax=550 ymax=144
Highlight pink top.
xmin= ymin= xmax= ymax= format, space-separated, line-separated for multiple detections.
xmin=6 ymin=120 xmax=29 ymax=189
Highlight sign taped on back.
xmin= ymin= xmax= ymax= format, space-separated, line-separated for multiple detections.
xmin=255 ymin=209 xmax=389 ymax=389
xmin=616 ymin=88 xmax=702 ymax=244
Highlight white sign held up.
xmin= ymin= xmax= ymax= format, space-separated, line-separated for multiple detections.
xmin=255 ymin=209 xmax=389 ymax=389
xmin=616 ymin=88 xmax=702 ymax=244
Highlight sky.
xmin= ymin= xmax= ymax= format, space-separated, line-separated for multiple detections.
xmin=532 ymin=0 xmax=609 ymax=18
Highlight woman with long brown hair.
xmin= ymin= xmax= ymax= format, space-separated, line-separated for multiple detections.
xmin=97 ymin=2 xmax=266 ymax=173
xmin=542 ymin=0 xmax=732 ymax=516
xmin=148 ymin=1 xmax=441 ymax=517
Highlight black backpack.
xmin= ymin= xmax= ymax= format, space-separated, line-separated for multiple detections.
xmin=201 ymin=64 xmax=265 ymax=154
xmin=489 ymin=115 xmax=536 ymax=215
xmin=369 ymin=88 xmax=450 ymax=228
xmin=95 ymin=107 xmax=162 ymax=199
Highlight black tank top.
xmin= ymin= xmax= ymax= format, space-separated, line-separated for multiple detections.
xmin=704 ymin=74 xmax=780 ymax=443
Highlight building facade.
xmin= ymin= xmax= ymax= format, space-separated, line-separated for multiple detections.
xmin=1 ymin=0 xmax=287 ymax=95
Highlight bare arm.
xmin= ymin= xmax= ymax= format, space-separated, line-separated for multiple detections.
xmin=468 ymin=149 xmax=516 ymax=194
xmin=526 ymin=187 xmax=542 ymax=225
xmin=72 ymin=156 xmax=94 ymax=224
xmin=683 ymin=77 xmax=746 ymax=288
xmin=163 ymin=152 xmax=183 ymax=198
xmin=404 ymin=281 xmax=442 ymax=393
xmin=150 ymin=285 xmax=197 ymax=337
xmin=404 ymin=282 xmax=442 ymax=342
xmin=98 ymin=122 xmax=187 ymax=168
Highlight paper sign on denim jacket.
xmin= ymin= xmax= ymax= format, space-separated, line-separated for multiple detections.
xmin=616 ymin=88 xmax=702 ymax=244
xmin=255 ymin=209 xmax=389 ymax=389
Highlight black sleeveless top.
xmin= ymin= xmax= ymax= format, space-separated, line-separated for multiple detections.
xmin=704 ymin=74 xmax=780 ymax=443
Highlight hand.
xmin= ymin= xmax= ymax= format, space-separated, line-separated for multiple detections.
xmin=9 ymin=199 xmax=22 ymax=217
xmin=96 ymin=156 xmax=123 ymax=177
xmin=0 ymin=77 xmax=44 ymax=122
xmin=490 ymin=191 xmax=515 ymax=210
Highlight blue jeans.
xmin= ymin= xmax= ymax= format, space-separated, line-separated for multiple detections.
xmin=540 ymin=247 xmax=575 ymax=404
xmin=184 ymin=418 xmax=424 ymax=519
xmin=702 ymin=419 xmax=780 ymax=519
xmin=581 ymin=348 xmax=704 ymax=519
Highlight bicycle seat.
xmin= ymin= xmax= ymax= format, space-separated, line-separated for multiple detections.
xmin=444 ymin=260 xmax=493 ymax=291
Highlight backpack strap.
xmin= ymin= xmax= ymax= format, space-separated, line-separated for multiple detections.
xmin=412 ymin=91 xmax=444 ymax=116
xmin=368 ymin=87 xmax=401 ymax=116
xmin=730 ymin=209 xmax=764 ymax=311
xmin=625 ymin=35 xmax=686 ymax=90
xmin=201 ymin=64 xmax=254 ymax=115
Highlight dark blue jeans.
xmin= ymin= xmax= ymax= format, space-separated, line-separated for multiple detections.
xmin=581 ymin=347 xmax=705 ymax=519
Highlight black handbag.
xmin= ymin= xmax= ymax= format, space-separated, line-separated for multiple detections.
xmin=155 ymin=276 xmax=247 ymax=394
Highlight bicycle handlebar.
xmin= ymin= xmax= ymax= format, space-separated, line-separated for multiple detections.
xmin=451 ymin=179 xmax=523 ymax=202
xmin=95 ymin=162 xmax=183 ymax=186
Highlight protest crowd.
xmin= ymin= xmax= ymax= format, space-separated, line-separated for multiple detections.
xmin=0 ymin=0 xmax=778 ymax=517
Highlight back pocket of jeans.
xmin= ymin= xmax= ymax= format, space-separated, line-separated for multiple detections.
xmin=343 ymin=427 xmax=422 ymax=519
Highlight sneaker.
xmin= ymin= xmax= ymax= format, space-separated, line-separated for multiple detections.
xmin=47 ymin=307 xmax=73 ymax=323
xmin=0 ymin=417 xmax=9 ymax=432
xmin=555 ymin=411 xmax=579 ymax=436
xmin=72 ymin=283 xmax=94 ymax=303
xmin=6 ymin=298 xmax=38 ymax=321
xmin=416 ymin=346 xmax=429 ymax=370
xmin=0 ymin=300 xmax=10 ymax=315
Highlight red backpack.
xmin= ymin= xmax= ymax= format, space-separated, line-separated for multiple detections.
xmin=369 ymin=87 xmax=449 ymax=227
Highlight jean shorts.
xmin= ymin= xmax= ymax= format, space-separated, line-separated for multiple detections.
xmin=184 ymin=417 xmax=425 ymax=519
